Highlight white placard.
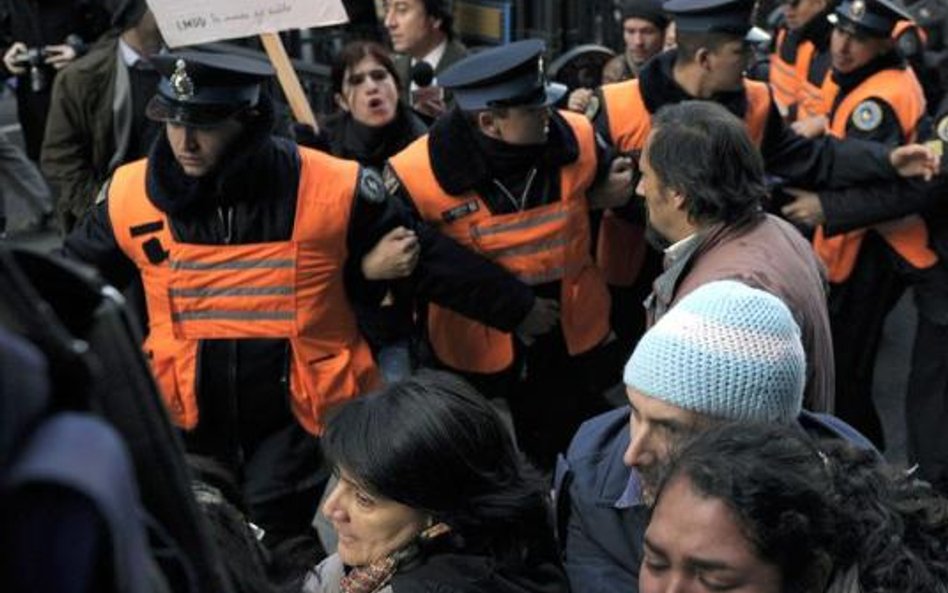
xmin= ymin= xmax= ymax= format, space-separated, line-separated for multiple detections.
xmin=147 ymin=0 xmax=349 ymax=48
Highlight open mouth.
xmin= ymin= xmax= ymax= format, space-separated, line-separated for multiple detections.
xmin=367 ymin=98 xmax=385 ymax=110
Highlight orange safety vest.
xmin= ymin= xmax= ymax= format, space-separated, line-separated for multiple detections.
xmin=813 ymin=67 xmax=938 ymax=283
xmin=771 ymin=28 xmax=811 ymax=113
xmin=109 ymin=148 xmax=379 ymax=435
xmin=598 ymin=78 xmax=771 ymax=285
xmin=388 ymin=111 xmax=611 ymax=374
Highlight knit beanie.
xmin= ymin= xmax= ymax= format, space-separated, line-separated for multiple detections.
xmin=624 ymin=280 xmax=805 ymax=423
xmin=621 ymin=0 xmax=670 ymax=30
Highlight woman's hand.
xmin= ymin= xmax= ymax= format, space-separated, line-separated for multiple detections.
xmin=362 ymin=226 xmax=420 ymax=280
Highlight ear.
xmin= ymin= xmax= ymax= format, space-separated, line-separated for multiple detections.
xmin=695 ymin=47 xmax=712 ymax=70
xmin=477 ymin=111 xmax=499 ymax=136
xmin=335 ymin=92 xmax=349 ymax=112
xmin=671 ymin=189 xmax=687 ymax=211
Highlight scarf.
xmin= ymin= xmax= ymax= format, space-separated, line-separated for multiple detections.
xmin=339 ymin=522 xmax=452 ymax=593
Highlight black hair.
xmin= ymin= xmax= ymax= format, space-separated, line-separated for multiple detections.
xmin=648 ymin=101 xmax=766 ymax=225
xmin=330 ymin=40 xmax=402 ymax=96
xmin=423 ymin=0 xmax=455 ymax=39
xmin=655 ymin=423 xmax=948 ymax=593
xmin=675 ymin=30 xmax=743 ymax=64
xmin=825 ymin=443 xmax=948 ymax=593
xmin=322 ymin=370 xmax=553 ymax=563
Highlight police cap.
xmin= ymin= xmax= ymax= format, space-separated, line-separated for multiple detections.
xmin=146 ymin=51 xmax=275 ymax=128
xmin=438 ymin=39 xmax=567 ymax=111
xmin=664 ymin=0 xmax=767 ymax=41
xmin=829 ymin=0 xmax=913 ymax=37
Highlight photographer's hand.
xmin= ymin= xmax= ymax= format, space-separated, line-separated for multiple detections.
xmin=43 ymin=44 xmax=78 ymax=70
xmin=3 ymin=42 xmax=28 ymax=75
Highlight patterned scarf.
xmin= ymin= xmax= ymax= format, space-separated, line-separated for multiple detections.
xmin=339 ymin=522 xmax=452 ymax=593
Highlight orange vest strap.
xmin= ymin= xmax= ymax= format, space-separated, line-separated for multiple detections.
xmin=109 ymin=148 xmax=378 ymax=434
xmin=815 ymin=68 xmax=936 ymax=282
xmin=390 ymin=113 xmax=610 ymax=373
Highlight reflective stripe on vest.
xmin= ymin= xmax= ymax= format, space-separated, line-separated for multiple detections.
xmin=814 ymin=67 xmax=937 ymax=283
xmin=108 ymin=148 xmax=379 ymax=434
xmin=389 ymin=110 xmax=611 ymax=373
xmin=597 ymin=78 xmax=771 ymax=285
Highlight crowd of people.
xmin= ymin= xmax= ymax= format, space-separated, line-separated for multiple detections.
xmin=3 ymin=0 xmax=948 ymax=591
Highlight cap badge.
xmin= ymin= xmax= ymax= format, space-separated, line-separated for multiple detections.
xmin=170 ymin=59 xmax=195 ymax=101
xmin=537 ymin=54 xmax=546 ymax=84
xmin=851 ymin=0 xmax=866 ymax=21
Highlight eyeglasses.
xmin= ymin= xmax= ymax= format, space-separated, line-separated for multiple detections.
xmin=346 ymin=68 xmax=391 ymax=87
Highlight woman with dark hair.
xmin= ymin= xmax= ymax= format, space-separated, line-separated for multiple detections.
xmin=302 ymin=370 xmax=568 ymax=593
xmin=643 ymin=423 xmax=948 ymax=593
xmin=321 ymin=40 xmax=427 ymax=170
xmin=312 ymin=40 xmax=428 ymax=383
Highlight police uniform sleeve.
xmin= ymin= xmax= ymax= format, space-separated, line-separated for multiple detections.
xmin=819 ymin=100 xmax=921 ymax=234
xmin=61 ymin=198 xmax=138 ymax=289
xmin=347 ymin=165 xmax=535 ymax=332
xmin=759 ymin=101 xmax=898 ymax=189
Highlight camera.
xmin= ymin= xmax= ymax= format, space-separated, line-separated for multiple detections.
xmin=11 ymin=47 xmax=50 ymax=93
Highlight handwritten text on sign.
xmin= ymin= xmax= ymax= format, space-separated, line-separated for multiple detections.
xmin=147 ymin=0 xmax=349 ymax=47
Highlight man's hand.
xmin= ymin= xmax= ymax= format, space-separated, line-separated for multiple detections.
xmin=588 ymin=156 xmax=635 ymax=210
xmin=362 ymin=226 xmax=420 ymax=280
xmin=411 ymin=86 xmax=447 ymax=119
xmin=890 ymin=144 xmax=940 ymax=181
xmin=790 ymin=115 xmax=828 ymax=139
xmin=567 ymin=88 xmax=594 ymax=114
xmin=3 ymin=42 xmax=28 ymax=75
xmin=43 ymin=44 xmax=78 ymax=70
xmin=516 ymin=297 xmax=560 ymax=343
xmin=780 ymin=188 xmax=825 ymax=227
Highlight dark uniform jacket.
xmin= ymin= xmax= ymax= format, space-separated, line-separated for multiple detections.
xmin=62 ymin=105 xmax=534 ymax=506
xmin=595 ymin=49 xmax=902 ymax=193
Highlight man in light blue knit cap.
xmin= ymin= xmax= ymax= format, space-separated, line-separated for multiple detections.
xmin=554 ymin=280 xmax=873 ymax=593
xmin=622 ymin=280 xmax=805 ymax=500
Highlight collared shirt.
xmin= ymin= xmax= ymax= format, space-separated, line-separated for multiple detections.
xmin=662 ymin=232 xmax=699 ymax=268
xmin=118 ymin=38 xmax=146 ymax=68
xmin=409 ymin=39 xmax=448 ymax=92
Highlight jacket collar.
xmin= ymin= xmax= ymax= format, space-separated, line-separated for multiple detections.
xmin=638 ymin=50 xmax=750 ymax=119
xmin=427 ymin=107 xmax=580 ymax=195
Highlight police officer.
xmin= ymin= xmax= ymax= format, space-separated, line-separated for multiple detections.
xmin=386 ymin=40 xmax=634 ymax=470
xmin=592 ymin=0 xmax=939 ymax=412
xmin=63 ymin=50 xmax=539 ymax=551
xmin=769 ymin=0 xmax=837 ymax=132
xmin=780 ymin=0 xmax=948 ymax=450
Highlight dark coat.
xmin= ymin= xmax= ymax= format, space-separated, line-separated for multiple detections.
xmin=393 ymin=39 xmax=468 ymax=109
xmin=554 ymin=406 xmax=876 ymax=593
xmin=648 ymin=213 xmax=836 ymax=413
xmin=0 ymin=0 xmax=109 ymax=159
xmin=41 ymin=37 xmax=130 ymax=229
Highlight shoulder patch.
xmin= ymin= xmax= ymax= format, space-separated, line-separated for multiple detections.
xmin=936 ymin=115 xmax=948 ymax=143
xmin=851 ymin=100 xmax=883 ymax=132
xmin=358 ymin=167 xmax=386 ymax=204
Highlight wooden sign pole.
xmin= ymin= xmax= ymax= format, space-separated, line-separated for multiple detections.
xmin=259 ymin=32 xmax=319 ymax=132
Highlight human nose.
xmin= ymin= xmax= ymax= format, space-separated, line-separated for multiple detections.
xmin=384 ymin=8 xmax=397 ymax=28
xmin=623 ymin=422 xmax=652 ymax=468
xmin=321 ymin=481 xmax=347 ymax=522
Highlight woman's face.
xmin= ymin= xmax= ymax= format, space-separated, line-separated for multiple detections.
xmin=640 ymin=475 xmax=783 ymax=593
xmin=322 ymin=469 xmax=428 ymax=567
xmin=338 ymin=55 xmax=399 ymax=128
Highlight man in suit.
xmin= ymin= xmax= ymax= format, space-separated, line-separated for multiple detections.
xmin=41 ymin=3 xmax=163 ymax=232
xmin=384 ymin=0 xmax=467 ymax=119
